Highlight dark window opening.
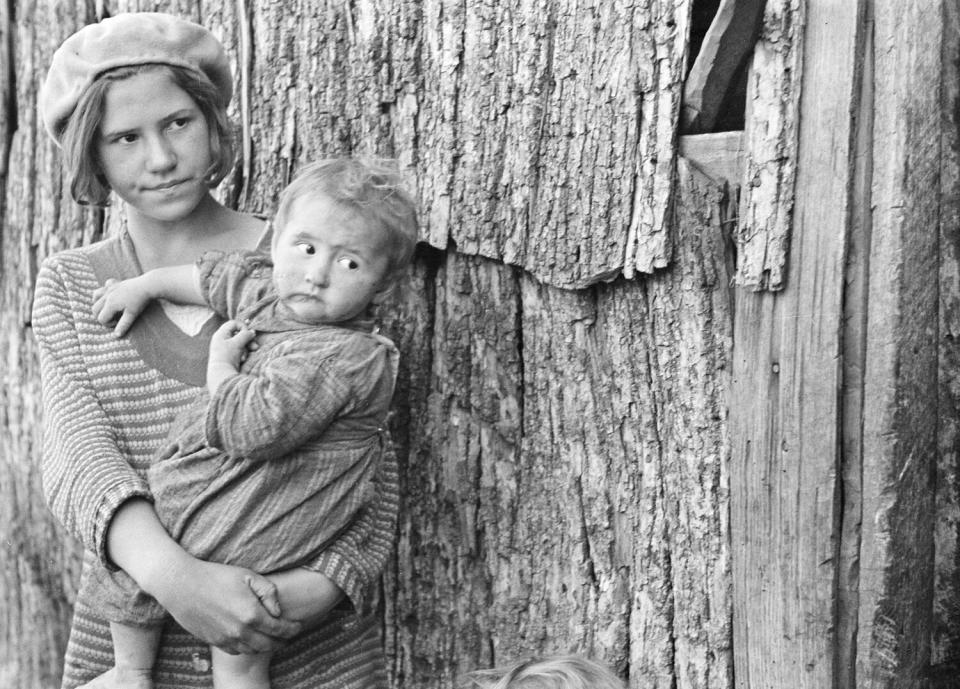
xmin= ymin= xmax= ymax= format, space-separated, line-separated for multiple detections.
xmin=682 ymin=0 xmax=766 ymax=134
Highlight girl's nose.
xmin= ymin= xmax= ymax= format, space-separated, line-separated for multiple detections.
xmin=145 ymin=135 xmax=177 ymax=172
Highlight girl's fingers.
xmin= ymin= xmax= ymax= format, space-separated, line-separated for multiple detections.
xmin=245 ymin=574 xmax=282 ymax=618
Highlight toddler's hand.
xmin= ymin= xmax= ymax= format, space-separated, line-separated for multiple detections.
xmin=92 ymin=277 xmax=152 ymax=337
xmin=209 ymin=320 xmax=257 ymax=370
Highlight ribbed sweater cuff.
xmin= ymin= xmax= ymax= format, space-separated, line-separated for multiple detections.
xmin=310 ymin=550 xmax=366 ymax=612
xmin=93 ymin=480 xmax=153 ymax=571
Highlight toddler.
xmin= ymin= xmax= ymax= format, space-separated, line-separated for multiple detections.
xmin=89 ymin=158 xmax=417 ymax=689
xmin=461 ymin=654 xmax=627 ymax=689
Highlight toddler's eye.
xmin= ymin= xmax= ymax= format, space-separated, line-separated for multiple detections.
xmin=338 ymin=257 xmax=360 ymax=270
xmin=297 ymin=243 xmax=316 ymax=255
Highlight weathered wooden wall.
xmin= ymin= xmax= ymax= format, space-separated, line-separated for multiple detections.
xmin=380 ymin=158 xmax=734 ymax=689
xmin=6 ymin=1 xmax=960 ymax=689
xmin=728 ymin=1 xmax=960 ymax=688
xmin=0 ymin=2 xmax=738 ymax=689
xmin=936 ymin=0 xmax=960 ymax=679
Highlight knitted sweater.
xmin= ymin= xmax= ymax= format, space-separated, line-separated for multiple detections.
xmin=32 ymin=233 xmax=397 ymax=688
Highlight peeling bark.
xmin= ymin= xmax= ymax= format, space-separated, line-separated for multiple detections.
xmin=735 ymin=0 xmax=804 ymax=291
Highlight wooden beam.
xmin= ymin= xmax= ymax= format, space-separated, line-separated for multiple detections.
xmin=856 ymin=0 xmax=942 ymax=684
xmin=683 ymin=0 xmax=766 ymax=134
xmin=729 ymin=1 xmax=862 ymax=688
xmin=933 ymin=0 xmax=960 ymax=677
xmin=0 ymin=0 xmax=11 ymax=179
xmin=679 ymin=131 xmax=745 ymax=184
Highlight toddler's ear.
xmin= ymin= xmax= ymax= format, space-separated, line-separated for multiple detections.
xmin=371 ymin=274 xmax=399 ymax=305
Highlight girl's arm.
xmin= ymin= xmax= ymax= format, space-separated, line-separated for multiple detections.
xmin=306 ymin=437 xmax=400 ymax=613
xmin=34 ymin=259 xmax=298 ymax=651
xmin=34 ymin=259 xmax=153 ymax=558
xmin=108 ymin=498 xmax=300 ymax=653
xmin=91 ymin=264 xmax=202 ymax=336
xmin=272 ymin=437 xmax=400 ymax=620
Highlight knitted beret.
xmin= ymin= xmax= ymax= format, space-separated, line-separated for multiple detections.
xmin=39 ymin=12 xmax=233 ymax=144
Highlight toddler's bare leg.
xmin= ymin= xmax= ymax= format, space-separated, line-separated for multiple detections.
xmin=77 ymin=622 xmax=161 ymax=689
xmin=211 ymin=646 xmax=272 ymax=689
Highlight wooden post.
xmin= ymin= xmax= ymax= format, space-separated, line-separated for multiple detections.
xmin=856 ymin=1 xmax=942 ymax=685
xmin=730 ymin=1 xmax=862 ymax=687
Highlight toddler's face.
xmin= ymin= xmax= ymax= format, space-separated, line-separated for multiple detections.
xmin=272 ymin=194 xmax=393 ymax=324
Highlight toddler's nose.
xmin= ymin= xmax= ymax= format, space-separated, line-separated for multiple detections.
xmin=305 ymin=262 xmax=329 ymax=287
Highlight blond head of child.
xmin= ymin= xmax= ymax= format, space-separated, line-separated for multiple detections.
xmin=271 ymin=158 xmax=418 ymax=325
xmin=460 ymin=655 xmax=626 ymax=689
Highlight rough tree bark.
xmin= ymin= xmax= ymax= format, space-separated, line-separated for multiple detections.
xmin=1 ymin=2 xmax=739 ymax=689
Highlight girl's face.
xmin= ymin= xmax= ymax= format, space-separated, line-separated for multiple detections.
xmin=96 ymin=70 xmax=213 ymax=223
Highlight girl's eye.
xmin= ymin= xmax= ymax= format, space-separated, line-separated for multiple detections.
xmin=168 ymin=118 xmax=189 ymax=131
xmin=115 ymin=133 xmax=138 ymax=144
xmin=297 ymin=243 xmax=315 ymax=255
xmin=337 ymin=257 xmax=360 ymax=270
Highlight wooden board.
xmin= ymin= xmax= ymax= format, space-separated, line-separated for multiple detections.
xmin=227 ymin=0 xmax=692 ymax=289
xmin=381 ymin=157 xmax=733 ymax=689
xmin=0 ymin=3 xmax=96 ymax=687
xmin=729 ymin=1 xmax=860 ymax=687
xmin=935 ymin=0 xmax=960 ymax=676
xmin=735 ymin=0 xmax=804 ymax=291
xmin=856 ymin=1 xmax=942 ymax=685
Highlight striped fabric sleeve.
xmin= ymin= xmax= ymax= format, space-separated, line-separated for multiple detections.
xmin=204 ymin=348 xmax=350 ymax=462
xmin=32 ymin=258 xmax=152 ymax=568
xmin=307 ymin=433 xmax=400 ymax=611
xmin=197 ymin=250 xmax=273 ymax=319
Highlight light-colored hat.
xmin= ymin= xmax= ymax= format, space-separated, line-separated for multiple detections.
xmin=39 ymin=12 xmax=232 ymax=144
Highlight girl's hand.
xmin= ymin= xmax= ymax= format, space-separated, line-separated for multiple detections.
xmin=92 ymin=277 xmax=153 ymax=337
xmin=146 ymin=552 xmax=300 ymax=654
xmin=209 ymin=320 xmax=257 ymax=369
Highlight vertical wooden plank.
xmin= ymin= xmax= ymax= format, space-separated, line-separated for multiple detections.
xmin=377 ymin=252 xmax=453 ymax=689
xmin=0 ymin=0 xmax=10 ymax=182
xmin=386 ymin=157 xmax=734 ymax=689
xmin=414 ymin=0 xmax=691 ymax=288
xmin=735 ymin=0 xmax=804 ymax=291
xmin=856 ymin=1 xmax=941 ymax=685
xmin=935 ymin=0 xmax=960 ymax=677
xmin=1 ymin=2 xmax=101 ymax=687
xmin=837 ymin=5 xmax=872 ymax=688
xmin=387 ymin=252 xmax=523 ymax=689
xmin=730 ymin=1 xmax=861 ymax=687
xmin=643 ymin=158 xmax=733 ymax=689
xmin=514 ymin=279 xmax=644 ymax=685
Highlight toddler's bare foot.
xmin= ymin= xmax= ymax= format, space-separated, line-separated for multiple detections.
xmin=77 ymin=666 xmax=153 ymax=689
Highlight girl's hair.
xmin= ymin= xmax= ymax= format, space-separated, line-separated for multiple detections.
xmin=461 ymin=655 xmax=627 ymax=689
xmin=61 ymin=63 xmax=234 ymax=206
xmin=275 ymin=158 xmax=419 ymax=278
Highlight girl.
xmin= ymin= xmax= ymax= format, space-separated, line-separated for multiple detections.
xmin=34 ymin=12 xmax=396 ymax=689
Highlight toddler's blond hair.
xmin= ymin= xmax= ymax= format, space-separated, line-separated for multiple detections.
xmin=461 ymin=654 xmax=626 ymax=689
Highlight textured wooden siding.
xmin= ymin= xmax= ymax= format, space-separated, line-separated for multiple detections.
xmin=856 ymin=1 xmax=943 ymax=685
xmin=382 ymin=158 xmax=732 ymax=689
xmin=936 ymin=0 xmax=960 ymax=676
xmin=230 ymin=0 xmax=690 ymax=289
xmin=734 ymin=0 xmax=803 ymax=291
xmin=1 ymin=2 xmax=99 ymax=686
xmin=0 ymin=1 xmax=735 ymax=688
